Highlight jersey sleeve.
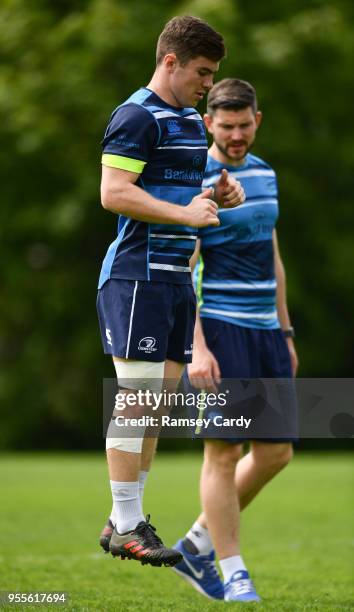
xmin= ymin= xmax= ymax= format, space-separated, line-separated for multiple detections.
xmin=262 ymin=161 xmax=279 ymax=199
xmin=102 ymin=103 xmax=158 ymax=174
xmin=273 ymin=170 xmax=279 ymax=199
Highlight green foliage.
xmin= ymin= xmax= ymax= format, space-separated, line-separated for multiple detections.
xmin=1 ymin=0 xmax=353 ymax=448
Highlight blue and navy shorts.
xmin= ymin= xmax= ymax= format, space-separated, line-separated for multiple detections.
xmin=97 ymin=279 xmax=196 ymax=363
xmin=184 ymin=318 xmax=297 ymax=443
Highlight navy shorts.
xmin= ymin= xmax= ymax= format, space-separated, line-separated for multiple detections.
xmin=97 ymin=279 xmax=196 ymax=363
xmin=201 ymin=317 xmax=292 ymax=378
xmin=184 ymin=318 xmax=297 ymax=443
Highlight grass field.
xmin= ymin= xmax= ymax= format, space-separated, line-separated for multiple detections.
xmin=0 ymin=452 xmax=353 ymax=611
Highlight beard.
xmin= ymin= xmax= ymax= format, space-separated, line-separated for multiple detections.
xmin=214 ymin=137 xmax=254 ymax=163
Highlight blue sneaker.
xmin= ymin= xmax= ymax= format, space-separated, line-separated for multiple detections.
xmin=224 ymin=570 xmax=261 ymax=602
xmin=171 ymin=539 xmax=224 ymax=600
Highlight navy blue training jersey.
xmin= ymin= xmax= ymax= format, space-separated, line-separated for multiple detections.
xmin=195 ymin=153 xmax=280 ymax=330
xmin=98 ymin=88 xmax=208 ymax=287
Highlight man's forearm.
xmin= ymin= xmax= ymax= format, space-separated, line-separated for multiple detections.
xmin=101 ymin=181 xmax=187 ymax=225
xmin=276 ymin=258 xmax=292 ymax=329
xmin=193 ymin=309 xmax=208 ymax=351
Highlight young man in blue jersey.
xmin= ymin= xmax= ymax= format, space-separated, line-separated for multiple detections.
xmin=97 ymin=20 xmax=245 ymax=567
xmin=172 ymin=79 xmax=298 ymax=600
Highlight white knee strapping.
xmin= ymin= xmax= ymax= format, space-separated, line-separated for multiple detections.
xmin=113 ymin=359 xmax=164 ymax=393
xmin=106 ymin=359 xmax=164 ymax=453
xmin=106 ymin=436 xmax=143 ymax=453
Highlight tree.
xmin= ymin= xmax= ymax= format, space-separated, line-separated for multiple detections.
xmin=1 ymin=0 xmax=353 ymax=448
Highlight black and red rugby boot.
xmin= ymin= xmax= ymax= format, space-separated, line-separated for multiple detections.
xmin=108 ymin=515 xmax=182 ymax=567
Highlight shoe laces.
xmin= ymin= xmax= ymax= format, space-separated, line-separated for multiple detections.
xmin=228 ymin=577 xmax=254 ymax=596
xmin=136 ymin=514 xmax=163 ymax=547
xmin=202 ymin=555 xmax=220 ymax=579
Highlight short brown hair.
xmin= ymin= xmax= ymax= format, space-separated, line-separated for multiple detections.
xmin=156 ymin=15 xmax=225 ymax=66
xmin=207 ymin=78 xmax=258 ymax=115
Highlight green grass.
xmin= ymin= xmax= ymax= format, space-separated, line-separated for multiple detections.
xmin=0 ymin=452 xmax=353 ymax=611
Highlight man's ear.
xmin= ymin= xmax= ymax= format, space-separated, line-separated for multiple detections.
xmin=163 ymin=53 xmax=177 ymax=73
xmin=203 ymin=113 xmax=214 ymax=134
xmin=255 ymin=110 xmax=262 ymax=129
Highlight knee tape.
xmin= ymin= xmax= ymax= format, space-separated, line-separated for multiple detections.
xmin=106 ymin=436 xmax=143 ymax=454
xmin=106 ymin=360 xmax=164 ymax=453
xmin=113 ymin=359 xmax=164 ymax=393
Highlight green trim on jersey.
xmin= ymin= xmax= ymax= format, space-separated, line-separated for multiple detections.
xmin=196 ymin=254 xmax=205 ymax=307
xmin=101 ymin=154 xmax=146 ymax=173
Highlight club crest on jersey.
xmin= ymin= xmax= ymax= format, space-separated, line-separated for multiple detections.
xmin=138 ymin=337 xmax=157 ymax=353
xmin=167 ymin=119 xmax=182 ymax=134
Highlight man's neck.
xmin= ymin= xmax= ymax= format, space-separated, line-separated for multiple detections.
xmin=147 ymin=72 xmax=182 ymax=109
xmin=209 ymin=143 xmax=246 ymax=167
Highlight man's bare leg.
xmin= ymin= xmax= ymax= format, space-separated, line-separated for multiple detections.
xmin=134 ymin=359 xmax=185 ymax=510
xmin=200 ymin=440 xmax=242 ymax=559
xmin=177 ymin=440 xmax=247 ymax=596
xmin=176 ymin=441 xmax=292 ymax=597
xmin=102 ymin=358 xmax=186 ymax=566
xmin=106 ymin=358 xmax=185 ymax=524
xmin=235 ymin=441 xmax=293 ymax=510
xmin=194 ymin=441 xmax=293 ymax=526
xmin=107 ymin=447 xmax=141 ymax=481
xmin=140 ymin=437 xmax=158 ymax=471
xmin=106 ymin=356 xmax=165 ymax=534
xmin=139 ymin=359 xmax=185 ymax=470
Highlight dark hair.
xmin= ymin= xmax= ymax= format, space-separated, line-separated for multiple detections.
xmin=207 ymin=78 xmax=258 ymax=115
xmin=156 ymin=15 xmax=225 ymax=66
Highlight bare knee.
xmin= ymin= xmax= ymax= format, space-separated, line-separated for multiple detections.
xmin=251 ymin=442 xmax=293 ymax=474
xmin=204 ymin=441 xmax=243 ymax=476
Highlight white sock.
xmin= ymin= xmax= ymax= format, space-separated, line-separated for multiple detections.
xmin=110 ymin=480 xmax=145 ymax=533
xmin=185 ymin=521 xmax=213 ymax=555
xmin=110 ymin=470 xmax=148 ymax=525
xmin=138 ymin=470 xmax=148 ymax=507
xmin=220 ymin=555 xmax=247 ymax=584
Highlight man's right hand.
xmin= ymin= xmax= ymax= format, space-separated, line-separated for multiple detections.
xmin=187 ymin=345 xmax=221 ymax=393
xmin=183 ymin=188 xmax=220 ymax=228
